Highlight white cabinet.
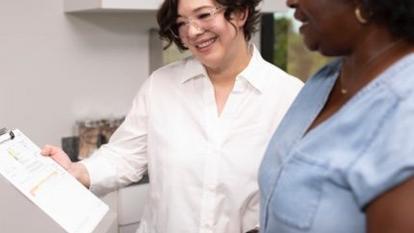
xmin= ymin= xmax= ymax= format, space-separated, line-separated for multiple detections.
xmin=64 ymin=0 xmax=163 ymax=12
xmin=64 ymin=0 xmax=288 ymax=13
xmin=117 ymin=183 xmax=149 ymax=233
xmin=100 ymin=183 xmax=149 ymax=233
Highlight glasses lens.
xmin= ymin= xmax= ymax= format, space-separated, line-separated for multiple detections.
xmin=172 ymin=7 xmax=221 ymax=38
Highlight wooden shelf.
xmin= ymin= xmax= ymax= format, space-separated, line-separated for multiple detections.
xmin=64 ymin=0 xmax=288 ymax=13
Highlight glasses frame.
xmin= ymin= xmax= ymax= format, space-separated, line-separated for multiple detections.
xmin=168 ymin=6 xmax=225 ymax=39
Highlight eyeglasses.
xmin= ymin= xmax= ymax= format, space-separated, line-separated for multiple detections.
xmin=169 ymin=6 xmax=225 ymax=39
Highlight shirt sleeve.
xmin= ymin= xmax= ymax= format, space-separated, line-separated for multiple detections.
xmin=347 ymin=103 xmax=414 ymax=210
xmin=80 ymin=78 xmax=151 ymax=196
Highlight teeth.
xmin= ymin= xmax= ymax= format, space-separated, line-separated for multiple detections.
xmin=302 ymin=22 xmax=309 ymax=26
xmin=196 ymin=38 xmax=215 ymax=49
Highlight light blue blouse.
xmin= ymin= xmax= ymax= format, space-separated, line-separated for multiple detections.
xmin=259 ymin=54 xmax=414 ymax=233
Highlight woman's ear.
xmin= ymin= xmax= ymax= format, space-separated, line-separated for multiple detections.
xmin=233 ymin=8 xmax=249 ymax=27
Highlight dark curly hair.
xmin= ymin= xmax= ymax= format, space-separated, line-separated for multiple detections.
xmin=362 ymin=0 xmax=414 ymax=41
xmin=157 ymin=0 xmax=262 ymax=50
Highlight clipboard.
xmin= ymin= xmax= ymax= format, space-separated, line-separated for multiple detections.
xmin=0 ymin=128 xmax=109 ymax=233
xmin=0 ymin=127 xmax=15 ymax=141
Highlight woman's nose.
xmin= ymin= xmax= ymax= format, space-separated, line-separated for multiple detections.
xmin=187 ymin=21 xmax=204 ymax=37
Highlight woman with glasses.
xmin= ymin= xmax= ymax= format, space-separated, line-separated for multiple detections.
xmin=259 ymin=0 xmax=414 ymax=232
xmin=42 ymin=0 xmax=302 ymax=232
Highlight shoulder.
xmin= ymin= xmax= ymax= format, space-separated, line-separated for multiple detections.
xmin=134 ymin=57 xmax=196 ymax=96
xmin=386 ymin=94 xmax=414 ymax=144
xmin=384 ymin=53 xmax=414 ymax=100
xmin=310 ymin=58 xmax=341 ymax=83
xmin=248 ymin=46 xmax=303 ymax=89
xmin=294 ymin=59 xmax=341 ymax=96
xmin=149 ymin=56 xmax=199 ymax=83
xmin=257 ymin=59 xmax=304 ymax=93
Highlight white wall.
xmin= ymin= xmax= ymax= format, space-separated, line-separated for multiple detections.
xmin=0 ymin=0 xmax=157 ymax=145
xmin=262 ymin=0 xmax=289 ymax=12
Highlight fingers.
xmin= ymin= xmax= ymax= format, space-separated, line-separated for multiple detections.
xmin=41 ymin=144 xmax=63 ymax=156
xmin=41 ymin=145 xmax=72 ymax=170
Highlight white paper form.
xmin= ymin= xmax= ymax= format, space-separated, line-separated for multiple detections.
xmin=0 ymin=129 xmax=108 ymax=233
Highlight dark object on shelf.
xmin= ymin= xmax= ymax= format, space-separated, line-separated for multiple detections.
xmin=96 ymin=132 xmax=108 ymax=148
xmin=77 ymin=118 xmax=124 ymax=159
xmin=61 ymin=136 xmax=79 ymax=162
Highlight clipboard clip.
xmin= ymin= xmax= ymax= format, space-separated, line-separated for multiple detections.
xmin=0 ymin=128 xmax=15 ymax=144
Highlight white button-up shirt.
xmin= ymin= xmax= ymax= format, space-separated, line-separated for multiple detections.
xmin=82 ymin=46 xmax=303 ymax=233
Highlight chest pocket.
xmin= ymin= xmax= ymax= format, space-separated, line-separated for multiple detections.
xmin=269 ymin=150 xmax=329 ymax=230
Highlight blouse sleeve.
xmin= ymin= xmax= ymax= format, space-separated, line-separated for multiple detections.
xmin=346 ymin=103 xmax=414 ymax=210
xmin=81 ymin=77 xmax=151 ymax=196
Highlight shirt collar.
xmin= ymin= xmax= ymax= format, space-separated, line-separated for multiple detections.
xmin=180 ymin=44 xmax=267 ymax=93
xmin=237 ymin=45 xmax=267 ymax=93
xmin=180 ymin=57 xmax=207 ymax=84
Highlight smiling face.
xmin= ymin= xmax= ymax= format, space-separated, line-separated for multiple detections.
xmin=287 ymin=0 xmax=362 ymax=56
xmin=177 ymin=0 xmax=248 ymax=70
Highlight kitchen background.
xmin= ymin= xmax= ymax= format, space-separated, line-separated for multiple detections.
xmin=1 ymin=1 xmax=308 ymax=233
xmin=0 ymin=0 xmax=287 ymax=147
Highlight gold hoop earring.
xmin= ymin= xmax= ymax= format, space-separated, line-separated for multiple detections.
xmin=355 ymin=7 xmax=368 ymax=24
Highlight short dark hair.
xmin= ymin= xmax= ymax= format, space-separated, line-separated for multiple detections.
xmin=157 ymin=0 xmax=262 ymax=50
xmin=363 ymin=0 xmax=414 ymax=41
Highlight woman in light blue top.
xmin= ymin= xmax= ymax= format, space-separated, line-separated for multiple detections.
xmin=259 ymin=0 xmax=414 ymax=232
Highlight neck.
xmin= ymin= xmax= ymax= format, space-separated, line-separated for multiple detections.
xmin=206 ymin=42 xmax=251 ymax=85
xmin=339 ymin=30 xmax=414 ymax=95
xmin=344 ymin=28 xmax=403 ymax=71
